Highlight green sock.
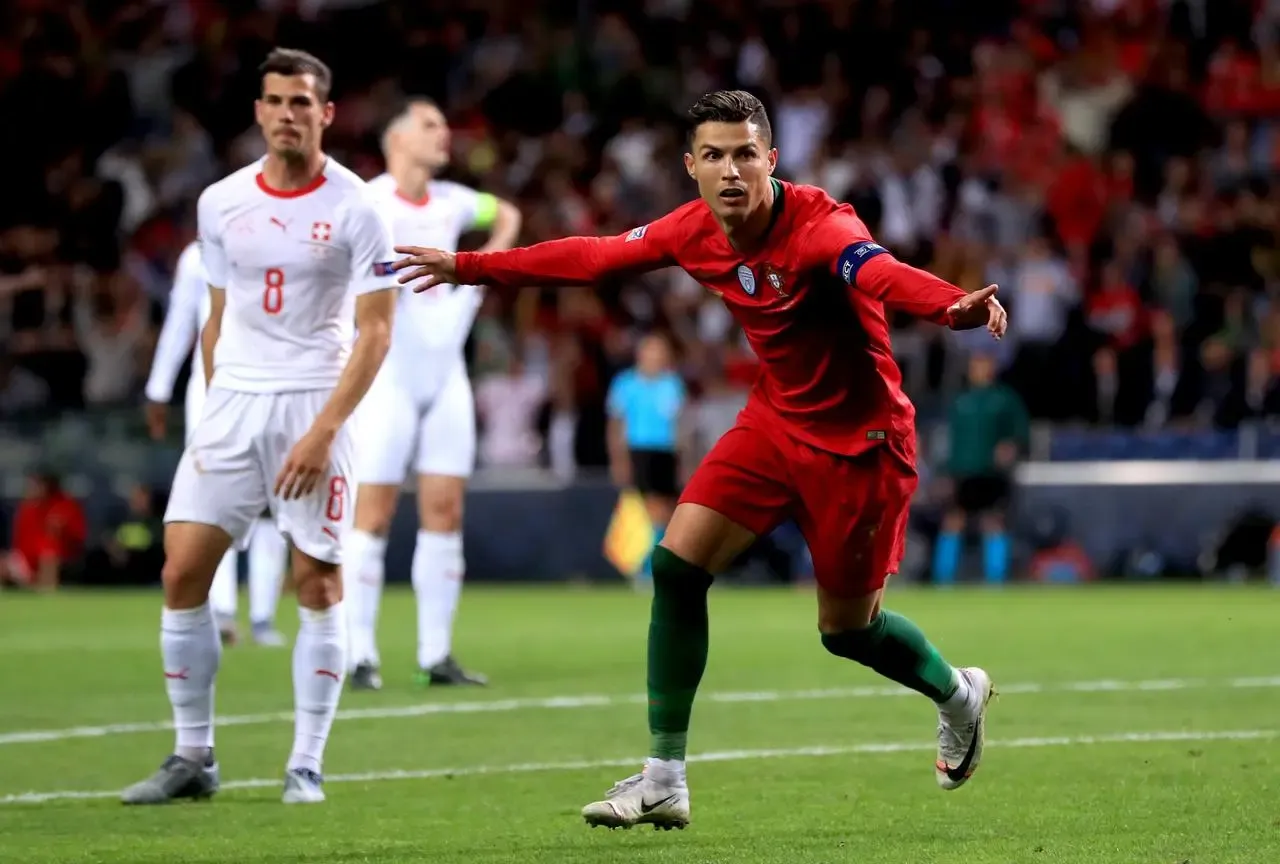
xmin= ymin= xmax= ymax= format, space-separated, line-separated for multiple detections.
xmin=820 ymin=610 xmax=959 ymax=702
xmin=647 ymin=546 xmax=714 ymax=761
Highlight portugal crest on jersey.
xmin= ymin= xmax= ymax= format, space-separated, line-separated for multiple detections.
xmin=763 ymin=263 xmax=788 ymax=297
xmin=736 ymin=264 xmax=756 ymax=296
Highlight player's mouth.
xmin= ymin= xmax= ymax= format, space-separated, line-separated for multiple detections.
xmin=718 ymin=188 xmax=747 ymax=202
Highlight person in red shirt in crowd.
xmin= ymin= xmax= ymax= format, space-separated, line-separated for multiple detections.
xmin=395 ymin=90 xmax=1006 ymax=830
xmin=4 ymin=471 xmax=86 ymax=591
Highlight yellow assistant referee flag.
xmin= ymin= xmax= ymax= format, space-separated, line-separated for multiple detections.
xmin=603 ymin=488 xmax=655 ymax=579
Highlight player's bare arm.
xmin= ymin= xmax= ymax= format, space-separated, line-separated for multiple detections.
xmin=200 ymin=285 xmax=226 ymax=390
xmin=476 ymin=197 xmax=521 ymax=253
xmin=275 ymin=288 xmax=395 ymax=500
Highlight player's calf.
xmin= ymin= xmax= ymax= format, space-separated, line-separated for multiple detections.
xmin=819 ymin=596 xmax=994 ymax=788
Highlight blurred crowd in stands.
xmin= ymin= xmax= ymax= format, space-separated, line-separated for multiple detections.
xmin=3 ymin=0 xmax=1280 ymax=476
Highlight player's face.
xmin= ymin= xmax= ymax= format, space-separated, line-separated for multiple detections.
xmin=684 ymin=121 xmax=777 ymax=224
xmin=255 ymin=73 xmax=334 ymax=160
xmin=402 ymin=103 xmax=452 ymax=171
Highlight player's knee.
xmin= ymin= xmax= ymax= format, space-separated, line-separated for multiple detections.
xmin=353 ymin=497 xmax=395 ymax=536
xmin=819 ymin=616 xmax=881 ymax=662
xmin=160 ymin=559 xmax=208 ymax=609
xmin=651 ymin=546 xmax=713 ymax=596
xmin=421 ymin=493 xmax=463 ymax=533
xmin=295 ymin=563 xmax=342 ymax=610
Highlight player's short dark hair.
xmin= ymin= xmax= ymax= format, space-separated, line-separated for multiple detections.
xmin=382 ymin=96 xmax=441 ymax=153
xmin=259 ymin=47 xmax=332 ymax=101
xmin=687 ymin=90 xmax=771 ymax=147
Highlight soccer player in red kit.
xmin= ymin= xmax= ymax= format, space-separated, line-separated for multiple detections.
xmin=394 ymin=91 xmax=1008 ymax=830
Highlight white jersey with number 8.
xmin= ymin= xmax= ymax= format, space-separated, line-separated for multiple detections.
xmin=165 ymin=157 xmax=397 ymax=564
xmin=197 ymin=157 xmax=397 ymax=393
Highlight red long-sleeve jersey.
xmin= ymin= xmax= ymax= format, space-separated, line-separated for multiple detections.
xmin=455 ymin=181 xmax=967 ymax=456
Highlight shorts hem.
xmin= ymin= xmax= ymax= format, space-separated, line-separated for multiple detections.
xmin=289 ymin=532 xmax=341 ymax=566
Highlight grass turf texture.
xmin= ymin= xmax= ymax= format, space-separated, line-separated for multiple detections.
xmin=0 ymin=584 xmax=1276 ymax=863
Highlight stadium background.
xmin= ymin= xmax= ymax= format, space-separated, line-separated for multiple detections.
xmin=3 ymin=0 xmax=1280 ymax=587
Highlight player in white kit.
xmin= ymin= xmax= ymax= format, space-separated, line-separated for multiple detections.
xmin=343 ymin=98 xmax=521 ymax=691
xmin=145 ymin=240 xmax=289 ymax=648
xmin=121 ymin=49 xmax=397 ymax=806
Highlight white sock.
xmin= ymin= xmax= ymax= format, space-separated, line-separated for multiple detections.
xmin=939 ymin=669 xmax=972 ymax=715
xmin=289 ymin=604 xmax=347 ymax=775
xmin=341 ymin=529 xmax=386 ymax=669
xmin=162 ymin=604 xmax=221 ymax=762
xmin=645 ymin=757 xmax=687 ymax=784
xmin=208 ymin=550 xmax=239 ymax=619
xmin=412 ymin=530 xmax=464 ymax=669
xmin=247 ymin=519 xmax=287 ymax=626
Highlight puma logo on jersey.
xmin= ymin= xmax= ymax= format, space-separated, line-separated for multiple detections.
xmin=269 ymin=217 xmax=289 ymax=232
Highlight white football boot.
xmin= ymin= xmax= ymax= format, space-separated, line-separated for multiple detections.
xmin=282 ymin=767 xmax=326 ymax=804
xmin=935 ymin=666 xmax=995 ymax=790
xmin=582 ymin=763 xmax=690 ymax=830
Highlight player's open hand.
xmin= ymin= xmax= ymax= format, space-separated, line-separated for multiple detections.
xmin=275 ymin=425 xmax=335 ymax=500
xmin=947 ymin=284 xmax=1007 ymax=338
xmin=392 ymin=246 xmax=457 ymax=292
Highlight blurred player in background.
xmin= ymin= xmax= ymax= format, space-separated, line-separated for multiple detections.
xmin=934 ymin=351 xmax=1029 ymax=585
xmin=122 ymin=48 xmax=397 ymax=806
xmin=145 ymin=240 xmax=289 ymax=647
xmin=395 ymin=90 xmax=1006 ymax=830
xmin=606 ymin=331 xmax=687 ymax=582
xmin=343 ymin=97 xmax=521 ymax=691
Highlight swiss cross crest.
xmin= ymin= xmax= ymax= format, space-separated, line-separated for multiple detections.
xmin=311 ymin=221 xmax=332 ymax=242
xmin=763 ymin=263 xmax=788 ymax=297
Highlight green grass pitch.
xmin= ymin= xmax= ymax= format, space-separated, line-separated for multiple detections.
xmin=0 ymin=583 xmax=1277 ymax=863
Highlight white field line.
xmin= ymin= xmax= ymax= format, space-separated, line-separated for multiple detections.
xmin=0 ymin=728 xmax=1274 ymax=805
xmin=1 ymin=675 xmax=1278 ymax=748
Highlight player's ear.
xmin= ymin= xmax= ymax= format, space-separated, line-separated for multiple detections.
xmin=767 ymin=147 xmax=778 ymax=175
xmin=322 ymin=101 xmax=335 ymax=129
xmin=683 ymin=151 xmax=695 ymax=179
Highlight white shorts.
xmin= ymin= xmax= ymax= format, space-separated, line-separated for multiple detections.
xmin=165 ymin=387 xmax=355 ymax=564
xmin=355 ymin=358 xmax=476 ymax=485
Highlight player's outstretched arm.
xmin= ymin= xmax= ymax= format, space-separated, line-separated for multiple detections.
xmin=393 ymin=214 xmax=681 ymax=292
xmin=812 ymin=211 xmax=1006 ymax=338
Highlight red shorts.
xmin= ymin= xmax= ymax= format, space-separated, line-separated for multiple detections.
xmin=679 ymin=419 xmax=918 ymax=596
